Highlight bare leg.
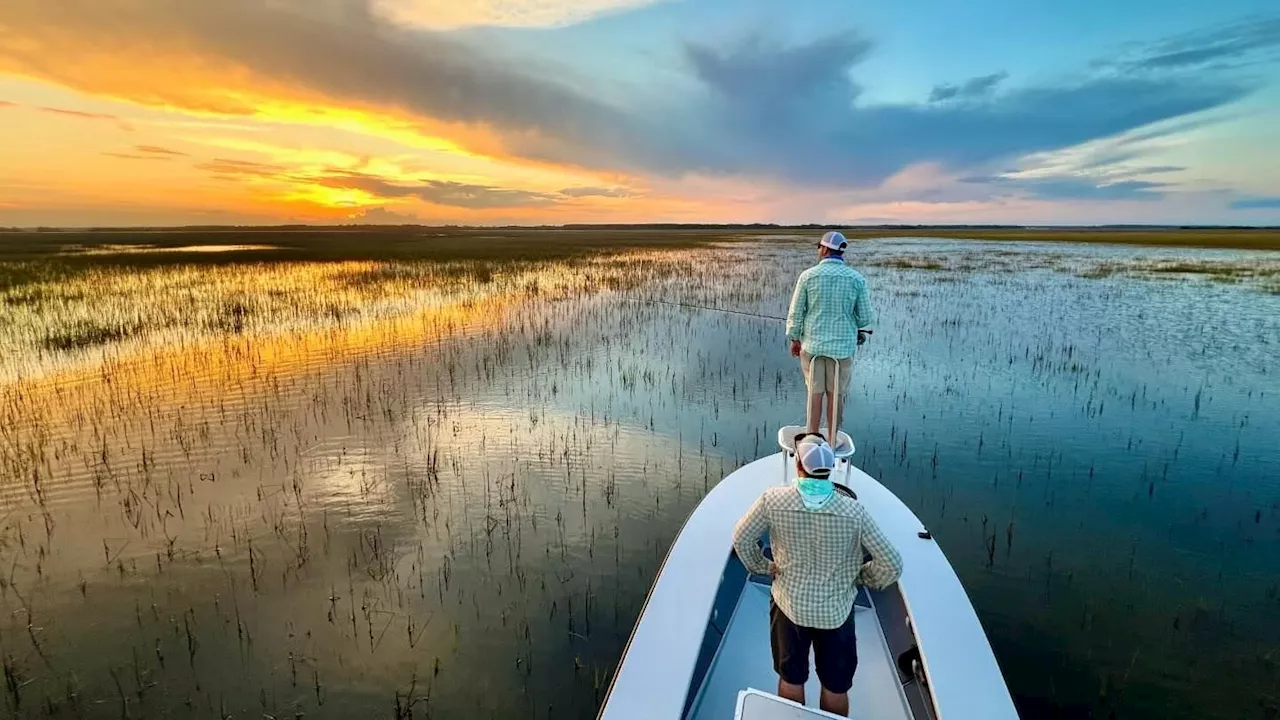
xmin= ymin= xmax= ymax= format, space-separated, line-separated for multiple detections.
xmin=778 ymin=678 xmax=805 ymax=706
xmin=834 ymin=393 xmax=846 ymax=441
xmin=806 ymin=393 xmax=824 ymax=434
xmin=826 ymin=390 xmax=837 ymax=445
xmin=819 ymin=687 xmax=849 ymax=716
xmin=829 ymin=356 xmax=839 ymax=440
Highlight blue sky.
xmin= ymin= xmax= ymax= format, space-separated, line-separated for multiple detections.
xmin=473 ymin=0 xmax=1280 ymax=220
xmin=0 ymin=0 xmax=1277 ymax=225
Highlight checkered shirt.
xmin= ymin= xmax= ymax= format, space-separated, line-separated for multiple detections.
xmin=786 ymin=259 xmax=876 ymax=360
xmin=732 ymin=485 xmax=903 ymax=629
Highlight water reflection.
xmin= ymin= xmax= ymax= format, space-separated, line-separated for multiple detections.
xmin=0 ymin=238 xmax=1277 ymax=719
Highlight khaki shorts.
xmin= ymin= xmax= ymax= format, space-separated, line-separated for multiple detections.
xmin=800 ymin=352 xmax=853 ymax=396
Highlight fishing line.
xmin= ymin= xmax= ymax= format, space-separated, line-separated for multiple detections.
xmin=622 ymin=297 xmax=786 ymax=322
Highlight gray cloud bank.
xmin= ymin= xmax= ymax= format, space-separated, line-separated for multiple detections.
xmin=2 ymin=1 xmax=1277 ymax=197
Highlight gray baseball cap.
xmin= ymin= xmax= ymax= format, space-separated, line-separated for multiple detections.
xmin=820 ymin=231 xmax=848 ymax=251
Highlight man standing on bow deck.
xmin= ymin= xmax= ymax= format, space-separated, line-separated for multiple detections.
xmin=786 ymin=231 xmax=877 ymax=440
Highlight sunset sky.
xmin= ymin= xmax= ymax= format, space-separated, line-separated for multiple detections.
xmin=1 ymin=0 xmax=1278 ymax=226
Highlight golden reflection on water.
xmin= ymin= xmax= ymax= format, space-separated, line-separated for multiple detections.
xmin=0 ymin=258 xmax=593 ymax=381
xmin=1 ymin=239 xmax=1277 ymax=718
xmin=0 ymin=251 xmax=691 ymax=525
xmin=0 ymin=248 xmax=717 ymax=718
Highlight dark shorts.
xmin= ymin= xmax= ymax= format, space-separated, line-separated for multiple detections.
xmin=770 ymin=600 xmax=859 ymax=694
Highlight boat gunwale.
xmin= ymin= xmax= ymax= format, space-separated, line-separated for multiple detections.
xmin=597 ymin=452 xmax=1018 ymax=720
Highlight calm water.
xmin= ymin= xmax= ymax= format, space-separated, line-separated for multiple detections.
xmin=0 ymin=238 xmax=1277 ymax=719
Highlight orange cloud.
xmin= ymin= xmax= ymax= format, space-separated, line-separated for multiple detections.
xmin=170 ymin=129 xmax=631 ymax=214
xmin=376 ymin=0 xmax=660 ymax=30
xmin=102 ymin=152 xmax=172 ymax=161
xmin=39 ymin=106 xmax=119 ymax=121
xmin=186 ymin=137 xmax=364 ymax=171
xmin=135 ymin=145 xmax=188 ymax=156
xmin=0 ymin=0 xmax=675 ymax=225
xmin=0 ymin=0 xmax=671 ymax=229
xmin=194 ymin=158 xmax=289 ymax=178
xmin=0 ymin=0 xmax=566 ymax=174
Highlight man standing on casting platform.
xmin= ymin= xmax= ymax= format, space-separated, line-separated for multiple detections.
xmin=786 ymin=231 xmax=877 ymax=439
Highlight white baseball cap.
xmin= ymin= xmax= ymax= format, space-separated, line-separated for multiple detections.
xmin=819 ymin=231 xmax=848 ymax=251
xmin=797 ymin=435 xmax=835 ymax=477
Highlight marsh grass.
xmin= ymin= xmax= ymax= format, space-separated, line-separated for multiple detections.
xmin=867 ymin=256 xmax=949 ymax=271
xmin=851 ymin=244 xmax=1280 ymax=295
xmin=3 ymin=226 xmax=1277 ymax=267
xmin=41 ymin=319 xmax=142 ymax=352
xmin=0 ymin=239 xmax=756 ymax=717
xmin=0 ymin=232 xmax=1275 ymax=719
xmin=0 ymin=254 xmax=692 ymax=380
xmin=839 ymin=227 xmax=1280 ymax=250
xmin=1095 ymin=259 xmax=1280 ymax=290
xmin=0 ymin=227 xmax=750 ymax=265
xmin=1136 ymin=260 xmax=1280 ymax=278
xmin=1076 ymin=266 xmax=1118 ymax=279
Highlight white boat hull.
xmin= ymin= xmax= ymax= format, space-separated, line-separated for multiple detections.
xmin=598 ymin=452 xmax=1018 ymax=720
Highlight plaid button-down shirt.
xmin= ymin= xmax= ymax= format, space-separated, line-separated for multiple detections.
xmin=786 ymin=259 xmax=876 ymax=360
xmin=732 ymin=485 xmax=903 ymax=629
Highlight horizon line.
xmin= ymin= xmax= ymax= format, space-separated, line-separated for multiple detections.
xmin=3 ymin=223 xmax=1278 ymax=232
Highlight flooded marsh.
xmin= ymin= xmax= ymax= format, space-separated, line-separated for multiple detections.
xmin=0 ymin=232 xmax=1277 ymax=719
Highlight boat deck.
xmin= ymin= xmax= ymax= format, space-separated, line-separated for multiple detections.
xmin=596 ymin=452 xmax=1018 ymax=720
xmin=688 ymin=579 xmax=912 ymax=720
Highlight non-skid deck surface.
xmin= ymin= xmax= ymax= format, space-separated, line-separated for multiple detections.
xmin=689 ymin=581 xmax=912 ymax=720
